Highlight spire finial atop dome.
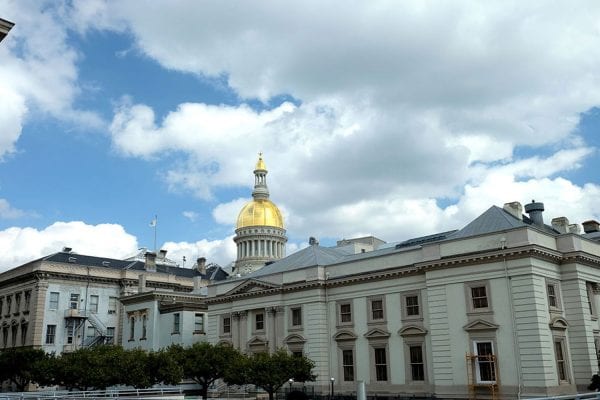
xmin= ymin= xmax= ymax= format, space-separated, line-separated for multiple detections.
xmin=252 ymin=153 xmax=269 ymax=200
xmin=255 ymin=152 xmax=267 ymax=171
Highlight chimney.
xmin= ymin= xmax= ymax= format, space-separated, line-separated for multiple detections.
xmin=158 ymin=249 xmax=167 ymax=260
xmin=568 ymin=224 xmax=581 ymax=234
xmin=503 ymin=202 xmax=523 ymax=220
xmin=196 ymin=257 xmax=207 ymax=275
xmin=144 ymin=251 xmax=157 ymax=272
xmin=524 ymin=200 xmax=545 ymax=226
xmin=309 ymin=237 xmax=319 ymax=246
xmin=551 ymin=217 xmax=569 ymax=234
xmin=582 ymin=220 xmax=600 ymax=234
xmin=193 ymin=276 xmax=202 ymax=293
xmin=138 ymin=274 xmax=147 ymax=292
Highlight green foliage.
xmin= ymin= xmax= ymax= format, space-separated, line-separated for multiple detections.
xmin=0 ymin=347 xmax=49 ymax=391
xmin=54 ymin=345 xmax=124 ymax=390
xmin=241 ymin=350 xmax=316 ymax=400
xmin=172 ymin=342 xmax=245 ymax=399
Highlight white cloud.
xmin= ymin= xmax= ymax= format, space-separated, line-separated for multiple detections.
xmin=0 ymin=199 xmax=29 ymax=219
xmin=0 ymin=0 xmax=103 ymax=159
xmin=162 ymin=236 xmax=237 ymax=269
xmin=0 ymin=221 xmax=138 ymax=272
xmin=182 ymin=211 xmax=199 ymax=222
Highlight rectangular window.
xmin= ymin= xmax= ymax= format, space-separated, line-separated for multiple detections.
xmin=87 ymin=326 xmax=96 ymax=338
xmin=374 ymin=348 xmax=388 ymax=381
xmin=547 ymin=284 xmax=558 ymax=308
xmin=45 ymin=325 xmax=56 ymax=344
xmin=195 ymin=313 xmax=205 ymax=332
xmin=15 ymin=293 xmax=21 ymax=312
xmin=173 ymin=313 xmax=181 ymax=334
xmin=554 ymin=339 xmax=568 ymax=381
xmin=24 ymin=291 xmax=31 ymax=311
xmin=108 ymin=296 xmax=117 ymax=314
xmin=20 ymin=323 xmax=27 ymax=345
xmin=587 ymin=282 xmax=597 ymax=318
xmin=474 ymin=341 xmax=496 ymax=383
xmin=142 ymin=315 xmax=147 ymax=339
xmin=0 ymin=297 xmax=3 ymax=315
xmin=291 ymin=307 xmax=302 ymax=327
xmin=129 ymin=316 xmax=135 ymax=340
xmin=70 ymin=293 xmax=80 ymax=310
xmin=222 ymin=316 xmax=231 ymax=334
xmin=471 ymin=286 xmax=489 ymax=309
xmin=49 ymin=292 xmax=59 ymax=310
xmin=106 ymin=327 xmax=115 ymax=344
xmin=342 ymin=349 xmax=354 ymax=381
xmin=11 ymin=325 xmax=18 ymax=346
xmin=405 ymin=295 xmax=420 ymax=317
xmin=6 ymin=296 xmax=12 ymax=315
xmin=89 ymin=295 xmax=99 ymax=313
xmin=370 ymin=298 xmax=385 ymax=321
xmin=255 ymin=313 xmax=264 ymax=331
xmin=409 ymin=345 xmax=425 ymax=381
xmin=339 ymin=303 xmax=352 ymax=324
xmin=2 ymin=327 xmax=8 ymax=347
xmin=66 ymin=320 xmax=75 ymax=344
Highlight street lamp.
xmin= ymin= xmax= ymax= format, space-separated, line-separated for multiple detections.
xmin=288 ymin=378 xmax=294 ymax=392
xmin=330 ymin=377 xmax=335 ymax=399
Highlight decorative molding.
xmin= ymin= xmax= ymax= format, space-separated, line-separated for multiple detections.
xmin=398 ymin=325 xmax=428 ymax=337
xmin=333 ymin=330 xmax=357 ymax=342
xmin=364 ymin=327 xmax=391 ymax=340
xmin=284 ymin=333 xmax=307 ymax=344
xmin=463 ymin=319 xmax=499 ymax=332
xmin=549 ymin=316 xmax=569 ymax=330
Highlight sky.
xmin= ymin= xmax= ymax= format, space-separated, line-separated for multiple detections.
xmin=0 ymin=1 xmax=600 ymax=272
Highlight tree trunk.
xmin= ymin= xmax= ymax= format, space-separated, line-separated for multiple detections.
xmin=268 ymin=389 xmax=275 ymax=400
xmin=200 ymin=384 xmax=208 ymax=400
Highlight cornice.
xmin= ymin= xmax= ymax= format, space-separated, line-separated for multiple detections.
xmin=206 ymin=244 xmax=600 ymax=304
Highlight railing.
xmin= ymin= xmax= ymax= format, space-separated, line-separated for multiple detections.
xmin=0 ymin=386 xmax=183 ymax=399
xmin=86 ymin=312 xmax=107 ymax=336
xmin=524 ymin=393 xmax=600 ymax=400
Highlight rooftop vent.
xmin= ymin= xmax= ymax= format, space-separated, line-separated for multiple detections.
xmin=67 ymin=256 xmax=77 ymax=263
xmin=582 ymin=220 xmax=600 ymax=234
xmin=62 ymin=247 xmax=72 ymax=253
xmin=102 ymin=261 xmax=110 ymax=267
xmin=524 ymin=200 xmax=545 ymax=226
xmin=309 ymin=237 xmax=319 ymax=246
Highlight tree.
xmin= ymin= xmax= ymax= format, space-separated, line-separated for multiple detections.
xmin=0 ymin=347 xmax=50 ymax=391
xmin=149 ymin=348 xmax=183 ymax=386
xmin=172 ymin=342 xmax=244 ymax=400
xmin=55 ymin=346 xmax=124 ymax=390
xmin=241 ymin=350 xmax=316 ymax=400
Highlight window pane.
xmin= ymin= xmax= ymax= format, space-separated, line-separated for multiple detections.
xmin=342 ymin=349 xmax=354 ymax=381
xmin=340 ymin=303 xmax=352 ymax=323
xmin=406 ymin=296 xmax=420 ymax=316
xmin=409 ymin=345 xmax=425 ymax=381
xmin=476 ymin=342 xmax=496 ymax=382
xmin=471 ymin=286 xmax=488 ymax=309
xmin=374 ymin=348 xmax=387 ymax=381
xmin=49 ymin=292 xmax=59 ymax=309
xmin=547 ymin=285 xmax=557 ymax=308
xmin=371 ymin=300 xmax=384 ymax=320
xmin=555 ymin=341 xmax=567 ymax=381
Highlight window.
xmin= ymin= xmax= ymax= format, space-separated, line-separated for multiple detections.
xmin=471 ymin=287 xmax=488 ymax=309
xmin=15 ymin=293 xmax=21 ymax=312
xmin=255 ymin=312 xmax=264 ymax=331
xmin=2 ymin=327 xmax=8 ymax=348
xmin=24 ymin=291 xmax=31 ymax=311
xmin=371 ymin=299 xmax=384 ymax=320
xmin=108 ymin=297 xmax=117 ymax=314
xmin=66 ymin=320 xmax=76 ymax=344
xmin=195 ymin=313 xmax=205 ymax=332
xmin=20 ymin=323 xmax=27 ymax=345
xmin=11 ymin=325 xmax=17 ymax=347
xmin=291 ymin=307 xmax=302 ymax=327
xmin=49 ymin=292 xmax=59 ymax=310
xmin=339 ymin=302 xmax=352 ymax=324
xmin=45 ymin=325 xmax=56 ymax=344
xmin=554 ymin=339 xmax=568 ymax=382
xmin=141 ymin=315 xmax=147 ymax=339
xmin=409 ymin=345 xmax=425 ymax=381
xmin=342 ymin=349 xmax=354 ymax=381
xmin=547 ymin=283 xmax=558 ymax=308
xmin=374 ymin=348 xmax=388 ymax=381
xmin=474 ymin=341 xmax=496 ymax=383
xmin=173 ymin=313 xmax=180 ymax=334
xmin=222 ymin=316 xmax=231 ymax=334
xmin=70 ymin=293 xmax=80 ymax=310
xmin=106 ymin=327 xmax=115 ymax=344
xmin=587 ymin=282 xmax=597 ymax=318
xmin=0 ymin=297 xmax=3 ymax=315
xmin=89 ymin=295 xmax=99 ymax=313
xmin=129 ymin=316 xmax=135 ymax=340
xmin=6 ymin=296 xmax=11 ymax=315
xmin=87 ymin=326 xmax=96 ymax=338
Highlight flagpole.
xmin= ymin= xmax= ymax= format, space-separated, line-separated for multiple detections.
xmin=153 ymin=215 xmax=157 ymax=252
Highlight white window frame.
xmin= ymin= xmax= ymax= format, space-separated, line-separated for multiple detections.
xmin=89 ymin=295 xmax=99 ymax=313
xmin=108 ymin=296 xmax=117 ymax=314
xmin=173 ymin=313 xmax=181 ymax=334
xmin=473 ymin=340 xmax=497 ymax=384
xmin=49 ymin=292 xmax=59 ymax=310
xmin=45 ymin=324 xmax=56 ymax=345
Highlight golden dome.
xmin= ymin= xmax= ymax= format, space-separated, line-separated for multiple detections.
xmin=255 ymin=155 xmax=266 ymax=170
xmin=236 ymin=199 xmax=284 ymax=229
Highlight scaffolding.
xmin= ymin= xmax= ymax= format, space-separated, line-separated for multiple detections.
xmin=466 ymin=353 xmax=499 ymax=400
